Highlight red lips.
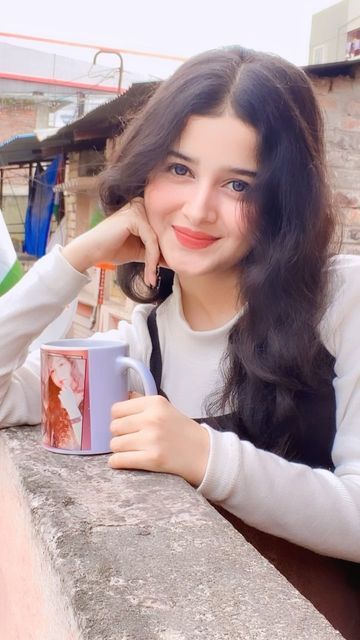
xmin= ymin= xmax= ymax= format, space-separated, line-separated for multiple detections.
xmin=172 ymin=225 xmax=219 ymax=249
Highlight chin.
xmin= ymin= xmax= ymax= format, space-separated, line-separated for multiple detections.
xmin=172 ymin=264 xmax=214 ymax=278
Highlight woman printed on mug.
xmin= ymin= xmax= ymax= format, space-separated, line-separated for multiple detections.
xmin=41 ymin=353 xmax=85 ymax=449
xmin=0 ymin=46 xmax=360 ymax=565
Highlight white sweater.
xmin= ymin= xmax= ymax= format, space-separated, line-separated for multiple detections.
xmin=1 ymin=247 xmax=360 ymax=561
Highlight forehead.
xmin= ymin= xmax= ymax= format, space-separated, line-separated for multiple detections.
xmin=173 ymin=113 xmax=258 ymax=171
xmin=50 ymin=355 xmax=68 ymax=366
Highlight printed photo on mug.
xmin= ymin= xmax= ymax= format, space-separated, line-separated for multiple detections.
xmin=41 ymin=349 xmax=91 ymax=451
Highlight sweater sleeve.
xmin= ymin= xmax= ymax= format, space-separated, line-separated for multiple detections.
xmin=0 ymin=246 xmax=89 ymax=427
xmin=197 ymin=254 xmax=360 ymax=562
xmin=0 ymin=247 xmax=155 ymax=428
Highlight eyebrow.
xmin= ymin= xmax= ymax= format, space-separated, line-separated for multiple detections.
xmin=167 ymin=149 xmax=257 ymax=178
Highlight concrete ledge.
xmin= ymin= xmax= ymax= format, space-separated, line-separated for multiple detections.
xmin=0 ymin=426 xmax=344 ymax=640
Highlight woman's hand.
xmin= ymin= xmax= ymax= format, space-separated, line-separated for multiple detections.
xmin=62 ymin=198 xmax=161 ymax=286
xmin=109 ymin=394 xmax=210 ymax=487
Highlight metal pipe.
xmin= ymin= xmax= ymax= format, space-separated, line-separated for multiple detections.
xmin=92 ymin=50 xmax=124 ymax=94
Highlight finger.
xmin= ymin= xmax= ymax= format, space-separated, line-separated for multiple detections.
xmin=142 ymin=234 xmax=161 ymax=287
xmin=108 ymin=450 xmax=154 ymax=470
xmin=120 ymin=207 xmax=160 ymax=277
xmin=110 ymin=415 xmax=142 ymax=436
xmin=110 ymin=432 xmax=142 ymax=453
xmin=111 ymin=395 xmax=155 ymax=419
xmin=135 ymin=217 xmax=160 ymax=287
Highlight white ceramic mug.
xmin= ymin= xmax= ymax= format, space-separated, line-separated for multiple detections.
xmin=40 ymin=339 xmax=157 ymax=455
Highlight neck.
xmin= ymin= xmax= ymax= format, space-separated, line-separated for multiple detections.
xmin=177 ymin=271 xmax=242 ymax=331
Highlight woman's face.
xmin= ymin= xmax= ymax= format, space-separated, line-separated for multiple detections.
xmin=144 ymin=112 xmax=258 ymax=279
xmin=49 ymin=356 xmax=72 ymax=389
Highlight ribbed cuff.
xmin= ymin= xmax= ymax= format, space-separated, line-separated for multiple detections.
xmin=196 ymin=424 xmax=242 ymax=503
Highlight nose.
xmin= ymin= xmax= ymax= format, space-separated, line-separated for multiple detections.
xmin=181 ymin=180 xmax=217 ymax=226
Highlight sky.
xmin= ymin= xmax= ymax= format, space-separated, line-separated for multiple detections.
xmin=1 ymin=0 xmax=338 ymax=82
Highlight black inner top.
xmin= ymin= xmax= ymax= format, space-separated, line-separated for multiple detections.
xmin=147 ymin=307 xmax=337 ymax=471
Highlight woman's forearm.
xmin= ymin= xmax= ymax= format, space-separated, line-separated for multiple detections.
xmin=0 ymin=247 xmax=88 ymax=427
xmin=198 ymin=426 xmax=360 ymax=562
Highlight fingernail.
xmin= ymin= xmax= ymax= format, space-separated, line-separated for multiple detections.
xmin=149 ymin=273 xmax=157 ymax=289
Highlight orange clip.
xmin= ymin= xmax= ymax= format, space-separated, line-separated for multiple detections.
xmin=95 ymin=262 xmax=116 ymax=271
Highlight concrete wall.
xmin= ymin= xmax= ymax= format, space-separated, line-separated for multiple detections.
xmin=348 ymin=0 xmax=360 ymax=30
xmin=0 ymin=41 xmax=119 ymax=92
xmin=0 ymin=426 xmax=345 ymax=640
xmin=309 ymin=0 xmax=348 ymax=63
xmin=309 ymin=0 xmax=360 ymax=64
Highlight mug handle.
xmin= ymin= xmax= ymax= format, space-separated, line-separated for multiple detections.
xmin=116 ymin=356 xmax=157 ymax=396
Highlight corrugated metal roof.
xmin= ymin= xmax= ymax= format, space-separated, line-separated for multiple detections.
xmin=0 ymin=132 xmax=35 ymax=146
xmin=0 ymin=81 xmax=159 ymax=166
xmin=0 ymin=133 xmax=49 ymax=165
xmin=47 ymin=81 xmax=158 ymax=139
xmin=303 ymin=57 xmax=360 ymax=77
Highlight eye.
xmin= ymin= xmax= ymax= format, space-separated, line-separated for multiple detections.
xmin=168 ymin=163 xmax=189 ymax=176
xmin=228 ymin=179 xmax=248 ymax=193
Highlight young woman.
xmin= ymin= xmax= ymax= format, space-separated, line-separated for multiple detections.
xmin=42 ymin=353 xmax=85 ymax=449
xmin=0 ymin=47 xmax=359 ymax=572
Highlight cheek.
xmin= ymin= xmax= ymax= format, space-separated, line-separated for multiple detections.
xmin=144 ymin=178 xmax=178 ymax=226
xmin=64 ymin=364 xmax=72 ymax=378
xmin=223 ymin=200 xmax=248 ymax=235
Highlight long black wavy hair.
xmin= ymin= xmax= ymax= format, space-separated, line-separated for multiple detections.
xmin=99 ymin=46 xmax=337 ymax=453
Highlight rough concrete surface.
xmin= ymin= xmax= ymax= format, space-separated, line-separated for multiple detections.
xmin=0 ymin=426 xmax=344 ymax=640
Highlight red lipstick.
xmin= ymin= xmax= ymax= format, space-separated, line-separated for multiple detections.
xmin=172 ymin=225 xmax=219 ymax=249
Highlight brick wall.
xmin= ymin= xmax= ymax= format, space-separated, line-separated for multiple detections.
xmin=0 ymin=102 xmax=37 ymax=143
xmin=64 ymin=153 xmax=80 ymax=242
xmin=311 ymin=67 xmax=360 ymax=254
